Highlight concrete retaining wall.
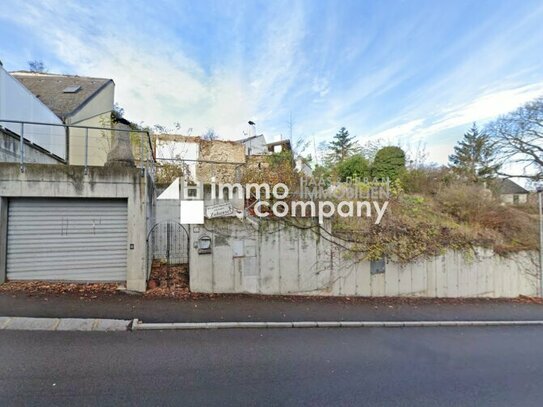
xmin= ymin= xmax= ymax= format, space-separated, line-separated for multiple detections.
xmin=190 ymin=219 xmax=539 ymax=298
xmin=0 ymin=163 xmax=151 ymax=292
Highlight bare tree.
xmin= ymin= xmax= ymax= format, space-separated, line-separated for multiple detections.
xmin=28 ymin=60 xmax=47 ymax=73
xmin=486 ymin=97 xmax=543 ymax=180
xmin=202 ymin=128 xmax=218 ymax=141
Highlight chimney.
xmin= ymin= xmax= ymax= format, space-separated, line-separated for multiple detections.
xmin=248 ymin=121 xmax=256 ymax=138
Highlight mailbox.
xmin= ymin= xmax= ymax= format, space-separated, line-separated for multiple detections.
xmin=197 ymin=235 xmax=212 ymax=254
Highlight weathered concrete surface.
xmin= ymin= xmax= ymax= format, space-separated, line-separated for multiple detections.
xmin=0 ymin=197 xmax=6 ymax=283
xmin=190 ymin=218 xmax=539 ymax=298
xmin=197 ymin=139 xmax=245 ymax=183
xmin=56 ymin=318 xmax=96 ymax=331
xmin=105 ymin=129 xmax=135 ymax=167
xmin=0 ymin=317 xmax=130 ymax=331
xmin=4 ymin=317 xmax=60 ymax=330
xmin=0 ymin=163 xmax=152 ymax=291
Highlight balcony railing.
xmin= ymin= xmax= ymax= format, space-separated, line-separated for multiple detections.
xmin=0 ymin=119 xmax=155 ymax=176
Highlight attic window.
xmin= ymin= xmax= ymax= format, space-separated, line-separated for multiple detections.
xmin=63 ymin=85 xmax=81 ymax=93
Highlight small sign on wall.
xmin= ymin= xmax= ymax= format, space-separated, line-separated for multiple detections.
xmin=205 ymin=202 xmax=234 ymax=219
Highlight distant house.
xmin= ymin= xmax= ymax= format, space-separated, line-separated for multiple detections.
xmin=495 ymin=178 xmax=529 ymax=204
xmin=267 ymin=139 xmax=291 ymax=154
xmin=239 ymin=133 xmax=293 ymax=155
xmin=10 ymin=71 xmax=121 ymax=166
xmin=238 ymin=134 xmax=269 ymax=155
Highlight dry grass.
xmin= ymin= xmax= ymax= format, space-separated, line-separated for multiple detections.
xmin=333 ymin=182 xmax=538 ymax=262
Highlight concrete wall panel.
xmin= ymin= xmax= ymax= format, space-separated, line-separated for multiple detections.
xmin=189 ymin=218 xmax=539 ymax=298
xmin=258 ymin=223 xmax=281 ymax=294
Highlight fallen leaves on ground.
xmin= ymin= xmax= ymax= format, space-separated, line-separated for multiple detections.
xmin=144 ymin=261 xmax=192 ymax=298
xmin=0 ymin=281 xmax=120 ymax=297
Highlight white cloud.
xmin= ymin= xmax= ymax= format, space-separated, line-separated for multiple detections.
xmin=368 ymin=119 xmax=426 ymax=142
xmin=1 ymin=0 xmax=307 ymax=139
xmin=365 ymin=82 xmax=543 ymax=164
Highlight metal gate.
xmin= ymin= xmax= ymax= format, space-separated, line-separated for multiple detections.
xmin=7 ymin=198 xmax=128 ymax=281
xmin=147 ymin=222 xmax=189 ymax=267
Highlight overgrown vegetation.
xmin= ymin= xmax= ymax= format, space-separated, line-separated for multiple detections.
xmin=333 ymin=180 xmax=538 ymax=262
xmin=242 ymin=149 xmax=299 ymax=197
xmin=272 ymin=119 xmax=540 ymax=262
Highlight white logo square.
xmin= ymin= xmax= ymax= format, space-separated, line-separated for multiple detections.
xmin=180 ymin=200 xmax=204 ymax=224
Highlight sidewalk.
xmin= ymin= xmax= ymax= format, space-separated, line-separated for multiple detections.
xmin=2 ymin=291 xmax=543 ymax=323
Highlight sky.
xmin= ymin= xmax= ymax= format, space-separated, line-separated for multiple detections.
xmin=1 ymin=0 xmax=543 ymax=164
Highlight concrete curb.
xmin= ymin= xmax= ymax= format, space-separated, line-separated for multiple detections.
xmin=131 ymin=320 xmax=543 ymax=330
xmin=4 ymin=318 xmax=543 ymax=331
xmin=0 ymin=317 xmax=131 ymax=331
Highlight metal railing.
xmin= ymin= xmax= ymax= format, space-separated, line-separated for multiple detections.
xmin=0 ymin=119 xmax=155 ymax=176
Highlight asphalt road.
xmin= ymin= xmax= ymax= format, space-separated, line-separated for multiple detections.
xmin=1 ymin=327 xmax=543 ymax=406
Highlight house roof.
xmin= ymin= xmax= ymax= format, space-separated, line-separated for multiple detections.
xmin=496 ymin=178 xmax=529 ymax=195
xmin=267 ymin=139 xmax=291 ymax=147
xmin=10 ymin=71 xmax=113 ymax=120
xmin=236 ymin=134 xmax=266 ymax=143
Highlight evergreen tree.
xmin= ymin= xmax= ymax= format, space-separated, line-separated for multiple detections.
xmin=449 ymin=123 xmax=500 ymax=182
xmin=325 ymin=127 xmax=360 ymax=165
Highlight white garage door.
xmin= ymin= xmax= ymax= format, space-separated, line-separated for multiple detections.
xmin=7 ymin=198 xmax=127 ymax=281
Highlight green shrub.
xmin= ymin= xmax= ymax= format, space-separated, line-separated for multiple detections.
xmin=336 ymin=154 xmax=370 ymax=181
xmin=371 ymin=146 xmax=406 ymax=181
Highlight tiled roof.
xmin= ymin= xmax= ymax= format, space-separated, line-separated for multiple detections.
xmin=10 ymin=71 xmax=112 ymax=120
xmin=496 ymin=178 xmax=529 ymax=194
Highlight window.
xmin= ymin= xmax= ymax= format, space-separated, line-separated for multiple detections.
xmin=62 ymin=85 xmax=81 ymax=93
xmin=370 ymin=258 xmax=386 ymax=274
xmin=513 ymin=194 xmax=519 ymax=204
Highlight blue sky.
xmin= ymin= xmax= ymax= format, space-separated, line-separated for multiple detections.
xmin=1 ymin=0 xmax=543 ymax=164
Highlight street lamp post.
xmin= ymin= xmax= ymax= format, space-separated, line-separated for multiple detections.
xmin=538 ymin=186 xmax=543 ymax=297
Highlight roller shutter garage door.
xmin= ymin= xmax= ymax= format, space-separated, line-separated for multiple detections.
xmin=6 ymin=198 xmax=127 ymax=281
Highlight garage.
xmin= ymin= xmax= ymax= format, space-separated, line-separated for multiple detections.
xmin=6 ymin=198 xmax=127 ymax=281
